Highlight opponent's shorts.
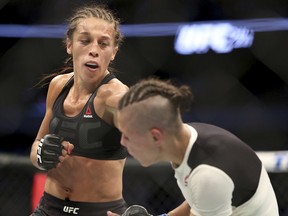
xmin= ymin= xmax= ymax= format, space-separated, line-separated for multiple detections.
xmin=30 ymin=192 xmax=127 ymax=216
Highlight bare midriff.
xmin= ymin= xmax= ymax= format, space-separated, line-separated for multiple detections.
xmin=44 ymin=155 xmax=125 ymax=202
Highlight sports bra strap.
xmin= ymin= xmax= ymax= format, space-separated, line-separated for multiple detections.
xmin=100 ymin=73 xmax=116 ymax=85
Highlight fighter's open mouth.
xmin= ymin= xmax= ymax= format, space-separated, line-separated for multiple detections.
xmin=85 ymin=63 xmax=99 ymax=69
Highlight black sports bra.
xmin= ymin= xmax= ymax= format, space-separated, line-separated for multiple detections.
xmin=49 ymin=73 xmax=127 ymax=160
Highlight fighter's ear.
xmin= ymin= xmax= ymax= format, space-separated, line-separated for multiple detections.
xmin=66 ymin=38 xmax=72 ymax=55
xmin=150 ymin=128 xmax=163 ymax=144
xmin=111 ymin=46 xmax=118 ymax=61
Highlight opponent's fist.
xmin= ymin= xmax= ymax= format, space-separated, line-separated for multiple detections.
xmin=122 ymin=205 xmax=152 ymax=216
xmin=37 ymin=134 xmax=64 ymax=170
xmin=107 ymin=205 xmax=168 ymax=216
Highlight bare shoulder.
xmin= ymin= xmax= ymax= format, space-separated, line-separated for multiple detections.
xmin=47 ymin=72 xmax=74 ymax=102
xmin=49 ymin=72 xmax=73 ymax=89
xmin=96 ymin=78 xmax=128 ymax=111
xmin=98 ymin=78 xmax=128 ymax=98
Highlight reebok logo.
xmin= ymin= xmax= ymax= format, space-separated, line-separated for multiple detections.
xmin=63 ymin=206 xmax=79 ymax=214
xmin=84 ymin=106 xmax=93 ymax=118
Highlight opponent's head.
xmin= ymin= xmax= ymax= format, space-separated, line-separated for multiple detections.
xmin=117 ymin=78 xmax=193 ymax=166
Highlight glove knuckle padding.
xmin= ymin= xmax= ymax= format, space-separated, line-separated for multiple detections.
xmin=37 ymin=134 xmax=64 ymax=170
xmin=122 ymin=205 xmax=152 ymax=216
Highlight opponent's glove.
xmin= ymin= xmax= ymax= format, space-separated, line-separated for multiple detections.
xmin=122 ymin=205 xmax=152 ymax=216
xmin=37 ymin=134 xmax=64 ymax=170
xmin=121 ymin=205 xmax=168 ymax=216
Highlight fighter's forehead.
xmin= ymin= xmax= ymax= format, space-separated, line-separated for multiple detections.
xmin=74 ymin=17 xmax=115 ymax=39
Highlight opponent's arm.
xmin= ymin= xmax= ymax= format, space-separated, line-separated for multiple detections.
xmin=165 ymin=201 xmax=193 ymax=216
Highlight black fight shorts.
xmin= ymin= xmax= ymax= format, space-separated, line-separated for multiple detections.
xmin=30 ymin=192 xmax=127 ymax=216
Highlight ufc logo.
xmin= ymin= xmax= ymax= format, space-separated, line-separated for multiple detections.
xmin=63 ymin=206 xmax=80 ymax=214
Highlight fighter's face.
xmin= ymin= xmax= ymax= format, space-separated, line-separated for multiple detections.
xmin=66 ymin=17 xmax=118 ymax=82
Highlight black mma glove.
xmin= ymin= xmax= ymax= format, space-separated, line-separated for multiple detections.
xmin=121 ymin=205 xmax=168 ymax=216
xmin=122 ymin=205 xmax=152 ymax=216
xmin=37 ymin=134 xmax=64 ymax=170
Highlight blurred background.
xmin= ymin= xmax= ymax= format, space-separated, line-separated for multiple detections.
xmin=0 ymin=0 xmax=287 ymax=215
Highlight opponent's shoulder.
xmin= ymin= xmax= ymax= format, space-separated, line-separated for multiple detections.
xmin=191 ymin=164 xmax=233 ymax=185
xmin=189 ymin=165 xmax=234 ymax=207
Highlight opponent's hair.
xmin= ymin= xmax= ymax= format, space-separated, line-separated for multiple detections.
xmin=36 ymin=3 xmax=123 ymax=87
xmin=118 ymin=78 xmax=194 ymax=114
